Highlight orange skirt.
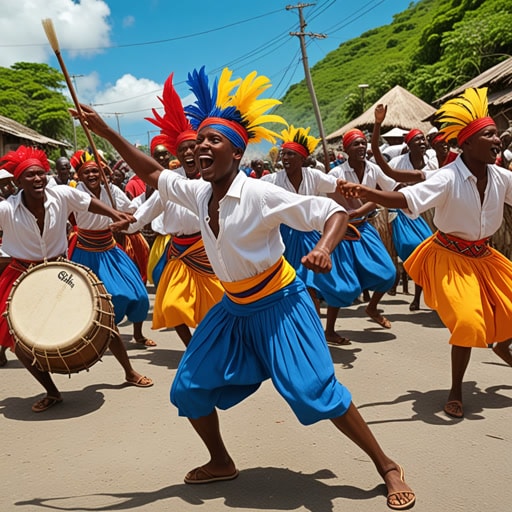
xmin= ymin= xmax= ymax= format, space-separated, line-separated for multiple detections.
xmin=405 ymin=234 xmax=512 ymax=347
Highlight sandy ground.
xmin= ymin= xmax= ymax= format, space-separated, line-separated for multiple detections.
xmin=1 ymin=286 xmax=511 ymax=512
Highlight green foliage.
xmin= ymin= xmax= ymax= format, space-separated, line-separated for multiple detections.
xmin=276 ymin=0 xmax=512 ymax=136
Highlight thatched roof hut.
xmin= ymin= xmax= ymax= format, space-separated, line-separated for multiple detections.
xmin=434 ymin=57 xmax=512 ymax=131
xmin=326 ymin=85 xmax=436 ymax=143
xmin=0 ymin=114 xmax=67 ymax=155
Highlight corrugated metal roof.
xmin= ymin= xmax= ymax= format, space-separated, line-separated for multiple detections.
xmin=326 ymin=85 xmax=436 ymax=142
xmin=0 ymin=114 xmax=67 ymax=147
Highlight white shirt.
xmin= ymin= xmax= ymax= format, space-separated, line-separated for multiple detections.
xmin=0 ymin=187 xmax=91 ymax=260
xmin=261 ymin=167 xmax=337 ymax=196
xmin=400 ymin=155 xmax=512 ymax=240
xmin=328 ymin=160 xmax=397 ymax=191
xmin=389 ymin=152 xmax=438 ymax=172
xmin=74 ymin=182 xmax=134 ymax=230
xmin=157 ymin=170 xmax=344 ymax=282
xmin=126 ymin=189 xmax=201 ymax=236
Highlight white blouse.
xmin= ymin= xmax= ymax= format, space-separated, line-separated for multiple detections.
xmin=157 ymin=170 xmax=344 ymax=282
xmin=400 ymin=155 xmax=512 ymax=240
xmin=0 ymin=187 xmax=91 ymax=260
xmin=74 ymin=182 xmax=134 ymax=230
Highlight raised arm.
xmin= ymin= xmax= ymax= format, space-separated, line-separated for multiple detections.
xmin=70 ymin=104 xmax=163 ymax=190
xmin=372 ymin=104 xmax=425 ymax=184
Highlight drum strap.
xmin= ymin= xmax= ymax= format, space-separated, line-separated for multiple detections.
xmin=76 ymin=228 xmax=117 ymax=252
xmin=435 ymin=231 xmax=491 ymax=258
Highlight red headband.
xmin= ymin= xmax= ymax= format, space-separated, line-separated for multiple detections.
xmin=405 ymin=129 xmax=423 ymax=145
xmin=198 ymin=117 xmax=249 ymax=149
xmin=282 ymin=141 xmax=309 ymax=158
xmin=0 ymin=146 xmax=50 ymax=180
xmin=343 ymin=129 xmax=366 ymax=150
xmin=175 ymin=130 xmax=197 ymax=152
xmin=457 ymin=117 xmax=496 ymax=146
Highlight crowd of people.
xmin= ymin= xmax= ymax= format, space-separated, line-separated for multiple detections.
xmin=2 ymin=65 xmax=512 ymax=510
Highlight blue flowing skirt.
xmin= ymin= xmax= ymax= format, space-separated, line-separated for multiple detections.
xmin=390 ymin=209 xmax=433 ymax=262
xmin=170 ymin=278 xmax=352 ymax=425
xmin=344 ymin=221 xmax=396 ymax=293
xmin=71 ymin=246 xmax=149 ymax=324
xmin=280 ymin=225 xmax=361 ymax=307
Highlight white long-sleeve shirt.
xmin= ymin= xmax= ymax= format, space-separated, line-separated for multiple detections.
xmin=157 ymin=170 xmax=344 ymax=282
xmin=400 ymin=155 xmax=512 ymax=240
xmin=261 ymin=167 xmax=337 ymax=196
xmin=328 ymin=160 xmax=397 ymax=191
xmin=0 ymin=187 xmax=91 ymax=260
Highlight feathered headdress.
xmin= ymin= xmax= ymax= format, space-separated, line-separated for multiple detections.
xmin=145 ymin=73 xmax=196 ymax=156
xmin=434 ymin=87 xmax=495 ymax=146
xmin=70 ymin=149 xmax=97 ymax=173
xmin=184 ymin=66 xmax=287 ymax=150
xmin=280 ymin=125 xmax=320 ymax=158
xmin=0 ymin=145 xmax=50 ymax=180
xmin=150 ymin=134 xmax=172 ymax=156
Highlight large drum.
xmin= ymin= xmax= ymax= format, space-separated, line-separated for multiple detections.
xmin=5 ymin=260 xmax=115 ymax=374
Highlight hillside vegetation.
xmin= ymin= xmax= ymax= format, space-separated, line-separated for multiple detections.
xmin=276 ymin=0 xmax=512 ymax=135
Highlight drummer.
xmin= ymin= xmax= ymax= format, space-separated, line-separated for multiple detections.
xmin=0 ymin=145 xmax=153 ymax=413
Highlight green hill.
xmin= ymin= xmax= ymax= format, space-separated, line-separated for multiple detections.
xmin=275 ymin=0 xmax=512 ymax=136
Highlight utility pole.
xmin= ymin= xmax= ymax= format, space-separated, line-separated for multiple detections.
xmin=286 ymin=3 xmax=330 ymax=171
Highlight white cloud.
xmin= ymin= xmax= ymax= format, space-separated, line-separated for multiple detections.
xmin=0 ymin=0 xmax=111 ymax=67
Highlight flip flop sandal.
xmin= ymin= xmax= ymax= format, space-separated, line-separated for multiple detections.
xmin=32 ymin=396 xmax=63 ymax=413
xmin=184 ymin=466 xmax=239 ymax=485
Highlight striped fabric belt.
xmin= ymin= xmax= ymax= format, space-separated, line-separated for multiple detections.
xmin=434 ymin=231 xmax=491 ymax=258
xmin=221 ymin=256 xmax=296 ymax=305
xmin=167 ymin=233 xmax=215 ymax=277
xmin=76 ymin=228 xmax=117 ymax=252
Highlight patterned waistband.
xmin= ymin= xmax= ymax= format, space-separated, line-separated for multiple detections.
xmin=434 ymin=231 xmax=491 ymax=258
xmin=221 ymin=256 xmax=296 ymax=304
xmin=167 ymin=234 xmax=214 ymax=276
xmin=76 ymin=228 xmax=117 ymax=252
xmin=9 ymin=256 xmax=63 ymax=273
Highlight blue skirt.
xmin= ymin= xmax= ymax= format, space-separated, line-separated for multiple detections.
xmin=71 ymin=246 xmax=149 ymax=324
xmin=345 ymin=221 xmax=396 ymax=293
xmin=280 ymin=225 xmax=361 ymax=307
xmin=390 ymin=209 xmax=433 ymax=262
xmin=170 ymin=278 xmax=352 ymax=425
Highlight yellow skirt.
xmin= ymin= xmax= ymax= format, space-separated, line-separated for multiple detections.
xmin=147 ymin=234 xmax=171 ymax=285
xmin=405 ymin=235 xmax=512 ymax=347
xmin=152 ymin=257 xmax=224 ymax=329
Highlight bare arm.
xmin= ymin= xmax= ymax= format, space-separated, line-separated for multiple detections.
xmin=70 ymin=104 xmax=163 ymax=190
xmin=337 ymin=179 xmax=408 ymax=209
xmin=372 ymin=104 xmax=425 ymax=184
xmin=301 ymin=210 xmax=348 ymax=273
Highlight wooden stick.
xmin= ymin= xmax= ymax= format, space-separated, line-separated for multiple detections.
xmin=41 ymin=18 xmax=115 ymax=208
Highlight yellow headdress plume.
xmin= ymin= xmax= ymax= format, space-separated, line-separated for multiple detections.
xmin=280 ymin=125 xmax=320 ymax=158
xmin=185 ymin=67 xmax=287 ymax=149
xmin=434 ymin=87 xmax=495 ymax=145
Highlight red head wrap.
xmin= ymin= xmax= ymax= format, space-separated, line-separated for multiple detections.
xmin=0 ymin=145 xmax=50 ymax=180
xmin=70 ymin=150 xmax=99 ymax=173
xmin=282 ymin=141 xmax=309 ymax=158
xmin=342 ymin=129 xmax=366 ymax=150
xmin=198 ymin=117 xmax=249 ymax=149
xmin=150 ymin=134 xmax=173 ymax=156
xmin=457 ymin=117 xmax=496 ymax=146
xmin=405 ymin=129 xmax=423 ymax=145
xmin=175 ymin=130 xmax=197 ymax=152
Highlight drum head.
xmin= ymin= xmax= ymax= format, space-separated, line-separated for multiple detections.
xmin=8 ymin=262 xmax=96 ymax=350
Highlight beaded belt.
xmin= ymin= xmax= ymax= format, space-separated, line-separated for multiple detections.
xmin=434 ymin=231 xmax=491 ymax=258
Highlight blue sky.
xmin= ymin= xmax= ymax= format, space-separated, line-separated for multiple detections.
xmin=0 ymin=0 xmax=413 ymax=151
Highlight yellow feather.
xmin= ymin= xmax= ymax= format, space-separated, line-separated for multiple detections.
xmin=217 ymin=68 xmax=241 ymax=109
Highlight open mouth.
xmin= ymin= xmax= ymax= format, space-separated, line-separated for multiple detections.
xmin=491 ymin=147 xmax=500 ymax=157
xmin=198 ymin=155 xmax=214 ymax=170
xmin=184 ymin=157 xmax=195 ymax=169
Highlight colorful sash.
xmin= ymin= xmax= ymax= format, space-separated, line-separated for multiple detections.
xmin=76 ymin=228 xmax=117 ymax=252
xmin=221 ymin=256 xmax=296 ymax=304
xmin=435 ymin=231 xmax=491 ymax=258
xmin=167 ymin=233 xmax=215 ymax=277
